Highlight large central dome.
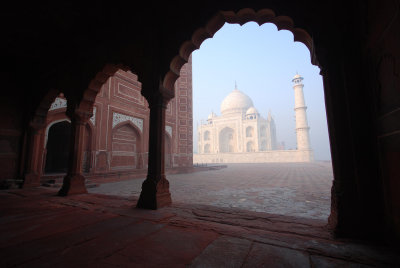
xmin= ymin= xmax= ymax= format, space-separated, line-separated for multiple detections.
xmin=221 ymin=88 xmax=254 ymax=115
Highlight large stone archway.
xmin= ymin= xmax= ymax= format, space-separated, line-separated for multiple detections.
xmin=160 ymin=6 xmax=387 ymax=241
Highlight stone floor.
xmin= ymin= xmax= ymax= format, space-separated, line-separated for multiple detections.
xmin=90 ymin=162 xmax=333 ymax=220
xmin=1 ymin=187 xmax=399 ymax=267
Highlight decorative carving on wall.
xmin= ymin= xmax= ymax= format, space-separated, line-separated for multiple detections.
xmin=112 ymin=112 xmax=143 ymax=132
xmin=90 ymin=107 xmax=96 ymax=125
xmin=49 ymin=98 xmax=67 ymax=111
xmin=166 ymin=125 xmax=172 ymax=136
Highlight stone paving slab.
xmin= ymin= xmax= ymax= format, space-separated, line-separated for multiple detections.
xmin=1 ymin=216 xmax=135 ymax=267
xmin=0 ymin=207 xmax=115 ymax=249
xmin=189 ymin=236 xmax=252 ymax=268
xmin=90 ymin=162 xmax=333 ymax=220
xmin=102 ymin=226 xmax=219 ymax=268
xmin=309 ymin=255 xmax=373 ymax=268
xmin=1 ymin=188 xmax=399 ymax=267
xmin=19 ymin=220 xmax=165 ymax=268
xmin=242 ymin=242 xmax=310 ymax=268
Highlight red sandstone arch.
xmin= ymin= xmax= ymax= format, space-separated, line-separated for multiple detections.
xmin=31 ymin=89 xmax=62 ymax=128
xmin=163 ymin=8 xmax=318 ymax=92
xmin=111 ymin=121 xmax=143 ymax=170
xmin=24 ymin=92 xmax=69 ymax=187
xmin=45 ymin=118 xmax=71 ymax=145
xmin=77 ymin=64 xmax=131 ymax=118
xmin=112 ymin=121 xmax=143 ymax=148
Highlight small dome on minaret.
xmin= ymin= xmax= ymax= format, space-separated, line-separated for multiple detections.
xmin=292 ymin=73 xmax=304 ymax=84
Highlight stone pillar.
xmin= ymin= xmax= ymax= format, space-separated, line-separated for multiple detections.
xmin=137 ymin=94 xmax=172 ymax=209
xmin=292 ymin=74 xmax=311 ymax=151
xmin=58 ymin=114 xmax=88 ymax=196
xmin=23 ymin=124 xmax=45 ymax=187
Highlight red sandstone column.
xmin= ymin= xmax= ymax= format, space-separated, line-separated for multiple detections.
xmin=23 ymin=125 xmax=44 ymax=187
xmin=137 ymin=94 xmax=171 ymax=209
xmin=58 ymin=114 xmax=88 ymax=196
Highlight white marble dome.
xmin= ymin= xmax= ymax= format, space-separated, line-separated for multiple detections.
xmin=221 ymin=88 xmax=254 ymax=115
xmin=246 ymin=106 xmax=258 ymax=115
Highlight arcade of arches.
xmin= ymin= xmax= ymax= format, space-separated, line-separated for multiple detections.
xmin=1 ymin=1 xmax=400 ymax=246
xmin=29 ymin=67 xmax=192 ymax=182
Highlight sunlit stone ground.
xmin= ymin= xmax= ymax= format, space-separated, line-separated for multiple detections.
xmin=89 ymin=162 xmax=333 ymax=221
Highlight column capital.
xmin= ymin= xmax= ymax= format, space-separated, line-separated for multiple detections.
xmin=147 ymin=91 xmax=172 ymax=109
xmin=143 ymin=83 xmax=175 ymax=109
xmin=72 ymin=110 xmax=92 ymax=125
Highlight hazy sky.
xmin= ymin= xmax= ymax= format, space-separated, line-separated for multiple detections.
xmin=192 ymin=22 xmax=331 ymax=161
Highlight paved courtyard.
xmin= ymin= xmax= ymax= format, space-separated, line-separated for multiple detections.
xmin=89 ymin=162 xmax=333 ymax=221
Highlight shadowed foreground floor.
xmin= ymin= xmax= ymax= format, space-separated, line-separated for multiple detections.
xmin=1 ymin=188 xmax=399 ymax=267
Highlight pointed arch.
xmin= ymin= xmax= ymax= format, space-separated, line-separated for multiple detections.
xmin=77 ymin=64 xmax=131 ymax=119
xmin=111 ymin=121 xmax=142 ymax=170
xmin=44 ymin=120 xmax=71 ymax=174
xmin=163 ymin=8 xmax=318 ymax=91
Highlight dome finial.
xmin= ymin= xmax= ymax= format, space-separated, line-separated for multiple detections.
xmin=235 ymin=81 xmax=238 ymax=90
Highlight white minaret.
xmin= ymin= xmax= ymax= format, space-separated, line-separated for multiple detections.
xmin=292 ymin=74 xmax=311 ymax=151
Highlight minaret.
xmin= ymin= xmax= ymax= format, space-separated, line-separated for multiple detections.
xmin=292 ymin=74 xmax=311 ymax=151
xmin=267 ymin=110 xmax=277 ymax=150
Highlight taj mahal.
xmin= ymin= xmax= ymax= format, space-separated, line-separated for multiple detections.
xmin=194 ymin=74 xmax=314 ymax=163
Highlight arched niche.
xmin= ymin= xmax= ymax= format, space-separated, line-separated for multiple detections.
xmin=111 ymin=122 xmax=142 ymax=170
xmin=44 ymin=120 xmax=71 ymax=174
xmin=246 ymin=141 xmax=255 ymax=152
